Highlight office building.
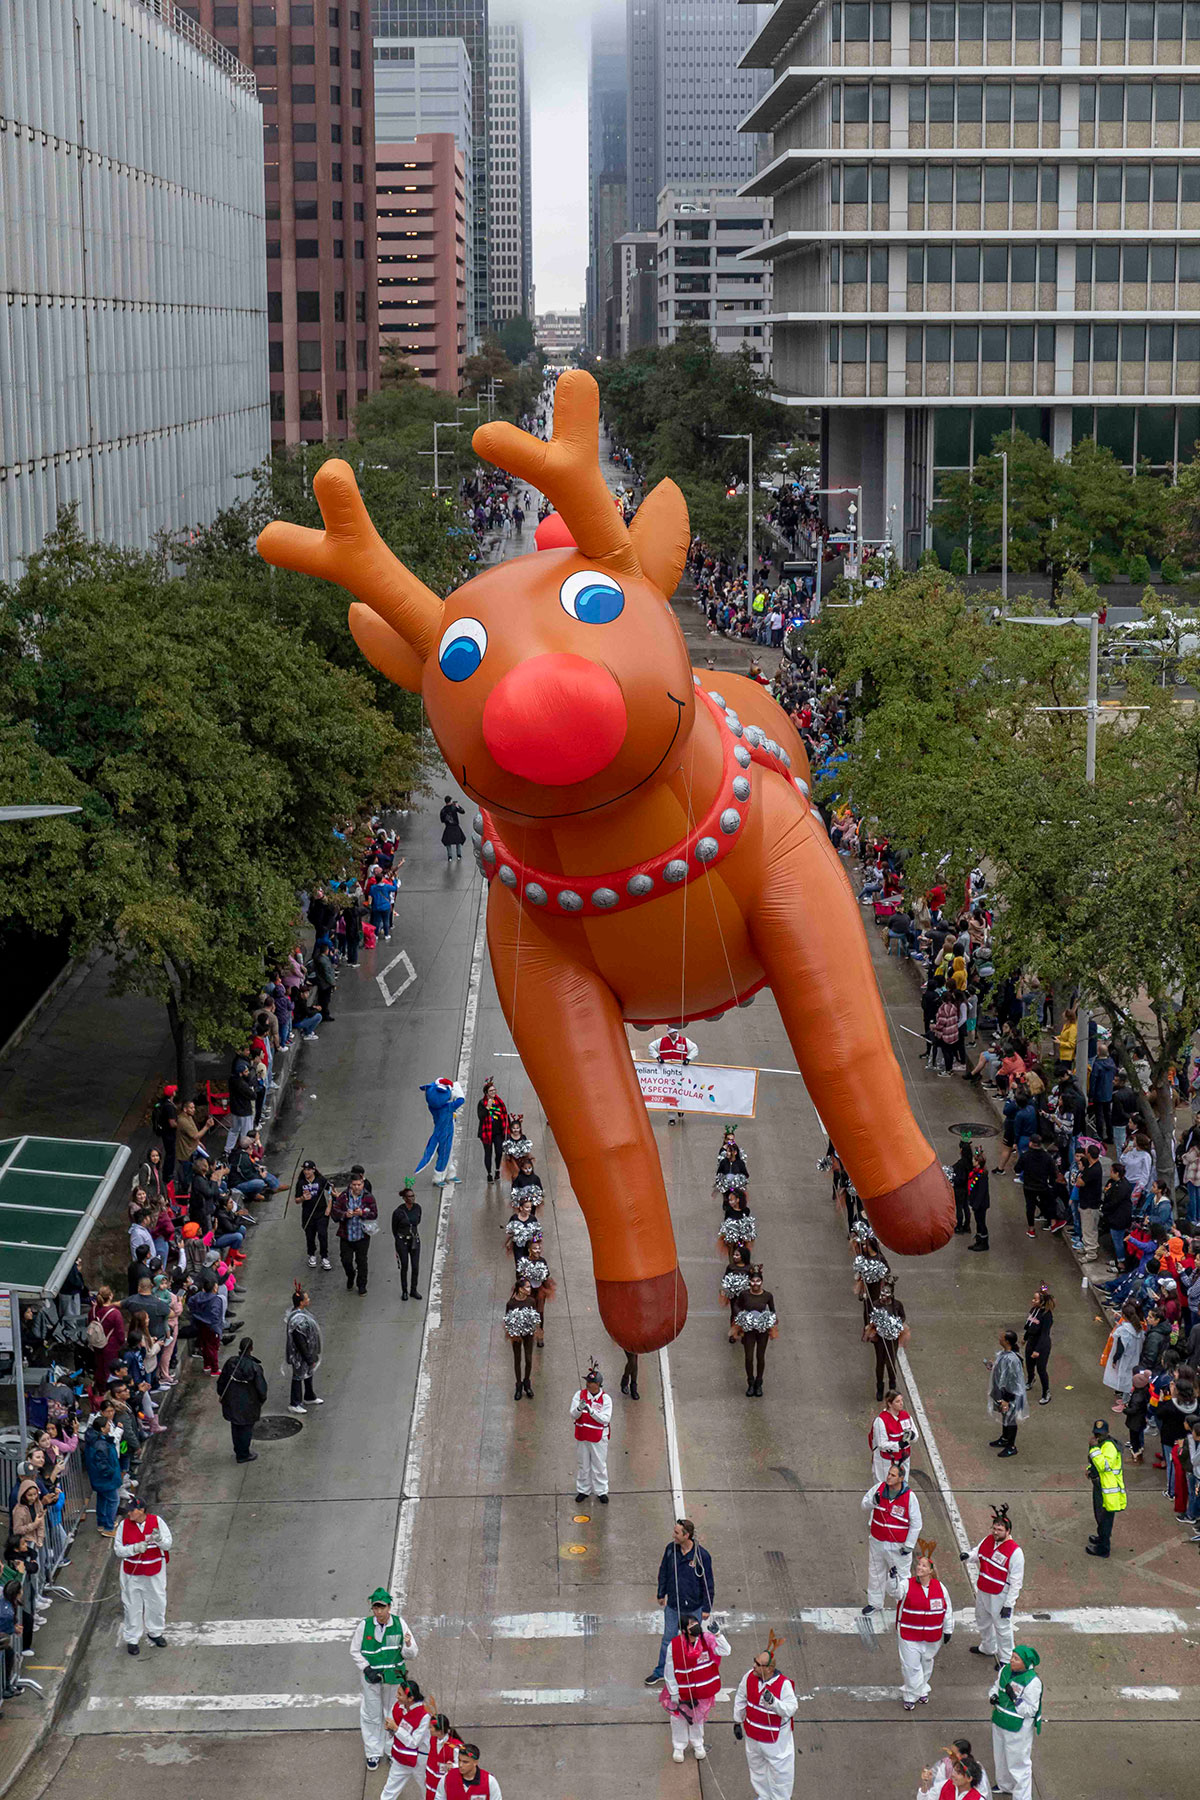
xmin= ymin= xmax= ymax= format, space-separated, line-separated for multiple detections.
xmin=372 ymin=0 xmax=490 ymax=343
xmin=377 ymin=134 xmax=467 ymax=391
xmin=607 ymin=231 xmax=659 ymax=358
xmin=196 ymin=0 xmax=380 ymax=444
xmin=626 ymin=0 xmax=771 ymax=234
xmin=739 ymin=0 xmax=1200 ymax=564
xmin=536 ymin=311 xmax=585 ymax=360
xmin=1 ymin=0 xmax=269 ymax=583
xmin=656 ymin=185 xmax=772 ymax=369
xmin=587 ymin=7 xmax=628 ymax=351
xmin=488 ymin=18 xmax=533 ymax=323
xmin=373 ymin=36 xmax=476 ymax=350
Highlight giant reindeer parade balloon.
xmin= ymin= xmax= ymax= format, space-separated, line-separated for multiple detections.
xmin=259 ymin=372 xmax=953 ymax=1352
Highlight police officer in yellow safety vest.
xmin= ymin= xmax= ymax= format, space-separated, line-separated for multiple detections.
xmin=1086 ymin=1419 xmax=1127 ymax=1557
xmin=350 ymin=1585 xmax=419 ymax=1769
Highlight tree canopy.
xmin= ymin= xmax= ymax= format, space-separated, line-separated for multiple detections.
xmin=810 ymin=570 xmax=1200 ymax=1171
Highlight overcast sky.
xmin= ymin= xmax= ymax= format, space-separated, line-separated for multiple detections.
xmin=501 ymin=0 xmax=621 ymax=316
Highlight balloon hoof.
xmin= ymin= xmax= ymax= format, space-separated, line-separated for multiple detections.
xmin=598 ymin=1270 xmax=688 ymax=1353
xmin=864 ymin=1157 xmax=955 ymax=1256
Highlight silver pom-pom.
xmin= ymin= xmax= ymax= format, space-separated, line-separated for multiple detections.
xmin=516 ymin=1257 xmax=548 ymax=1286
xmin=735 ymin=1307 xmax=777 ymax=1334
xmin=716 ymin=1171 xmax=748 ymax=1193
xmin=721 ymin=1270 xmax=751 ymax=1298
xmin=505 ymin=1305 xmax=541 ymax=1338
xmin=718 ymin=1212 xmax=758 ymax=1245
xmin=870 ymin=1306 xmax=904 ymax=1342
xmin=854 ymin=1256 xmax=890 ymax=1284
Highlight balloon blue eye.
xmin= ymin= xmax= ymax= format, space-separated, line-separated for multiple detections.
xmin=560 ymin=569 xmax=625 ymax=625
xmin=437 ymin=617 xmax=487 ymax=682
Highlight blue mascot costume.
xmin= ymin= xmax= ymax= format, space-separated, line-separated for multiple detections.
xmin=415 ymin=1078 xmax=465 ymax=1182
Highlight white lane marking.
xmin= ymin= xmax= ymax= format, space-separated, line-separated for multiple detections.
xmin=390 ymin=881 xmax=488 ymax=1602
xmin=159 ymin=1603 xmax=1193 ymax=1649
xmin=659 ymin=1346 xmax=686 ymax=1517
xmin=86 ymin=1693 xmax=360 ymax=1714
xmin=376 ymin=948 xmax=417 ymax=1007
xmin=1120 ymin=1685 xmax=1182 ymax=1700
xmin=897 ymin=1343 xmax=971 ymax=1561
xmin=497 ymin=1688 xmax=589 ymax=1706
xmin=807 ymin=1093 xmax=971 ymax=1560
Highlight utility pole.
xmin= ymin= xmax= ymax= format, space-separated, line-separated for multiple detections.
xmin=1001 ymin=451 xmax=1009 ymax=603
xmin=719 ymin=432 xmax=755 ymax=615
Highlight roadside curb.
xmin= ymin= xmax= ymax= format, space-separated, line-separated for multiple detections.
xmin=0 ymin=1030 xmax=305 ymax=1798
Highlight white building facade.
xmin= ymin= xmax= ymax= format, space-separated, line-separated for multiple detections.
xmin=0 ymin=0 xmax=269 ymax=584
xmin=739 ymin=0 xmax=1200 ymax=562
xmin=657 ymin=184 xmax=773 ymax=369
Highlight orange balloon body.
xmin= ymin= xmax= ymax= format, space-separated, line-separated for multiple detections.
xmin=257 ymin=373 xmax=953 ymax=1352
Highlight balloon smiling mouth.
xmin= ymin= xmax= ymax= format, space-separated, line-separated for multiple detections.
xmin=465 ymin=691 xmax=687 ymax=821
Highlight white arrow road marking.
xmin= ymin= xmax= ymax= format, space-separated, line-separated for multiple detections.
xmin=376 ymin=948 xmax=417 ymax=1007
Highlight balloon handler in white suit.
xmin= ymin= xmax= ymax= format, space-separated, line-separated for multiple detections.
xmin=989 ymin=1645 xmax=1043 ymax=1800
xmin=570 ymin=1360 xmax=613 ymax=1502
xmin=350 ymin=1584 xmax=419 ymax=1769
xmin=113 ymin=1500 xmax=172 ymax=1653
xmin=962 ymin=1504 xmax=1024 ymax=1669
xmin=732 ymin=1632 xmax=798 ymax=1799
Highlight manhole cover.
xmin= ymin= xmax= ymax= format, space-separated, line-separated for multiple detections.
xmin=252 ymin=1415 xmax=305 ymax=1440
xmin=948 ymin=1121 xmax=997 ymax=1140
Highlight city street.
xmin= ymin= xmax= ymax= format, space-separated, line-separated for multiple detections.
xmin=9 ymin=591 xmax=1196 ymax=1800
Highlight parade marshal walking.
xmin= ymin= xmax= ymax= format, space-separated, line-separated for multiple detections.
xmin=351 ymin=1585 xmax=419 ymax=1769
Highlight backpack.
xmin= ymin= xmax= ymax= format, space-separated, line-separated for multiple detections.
xmin=86 ymin=1316 xmax=109 ymax=1351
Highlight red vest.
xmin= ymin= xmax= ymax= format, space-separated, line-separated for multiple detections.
xmin=939 ymin=1785 xmax=981 ymax=1800
xmin=389 ymin=1703 xmax=431 ymax=1767
xmin=425 ymin=1737 xmax=461 ymax=1799
xmin=441 ymin=1770 xmax=491 ymax=1799
xmin=897 ymin=1576 xmax=950 ymax=1643
xmin=118 ymin=1515 xmax=167 ymax=1577
xmin=658 ymin=1034 xmax=688 ymax=1062
xmin=869 ymin=1485 xmax=914 ymax=1543
xmin=743 ymin=1670 xmax=793 ymax=1742
xmin=975 ymin=1533 xmax=1018 ymax=1595
xmin=573 ymin=1390 xmax=608 ymax=1441
xmin=873 ymin=1408 xmax=913 ymax=1462
xmin=671 ymin=1632 xmax=723 ymax=1707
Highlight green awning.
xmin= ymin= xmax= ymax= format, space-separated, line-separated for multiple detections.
xmin=0 ymin=1137 xmax=131 ymax=1296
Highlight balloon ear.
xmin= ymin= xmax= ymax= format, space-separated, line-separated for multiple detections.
xmin=629 ymin=479 xmax=690 ymax=600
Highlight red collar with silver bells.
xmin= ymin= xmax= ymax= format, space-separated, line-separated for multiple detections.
xmin=473 ymin=684 xmax=806 ymax=917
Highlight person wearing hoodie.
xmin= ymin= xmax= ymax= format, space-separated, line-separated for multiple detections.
xmin=1015 ymin=1137 xmax=1062 ymax=1236
xmin=82 ymin=1404 xmax=123 ymax=1534
xmin=312 ymin=937 xmax=338 ymax=1023
xmin=216 ymin=1337 xmax=269 ymax=1463
xmin=1101 ymin=1163 xmax=1135 ymax=1269
xmin=186 ymin=1276 xmax=227 ymax=1376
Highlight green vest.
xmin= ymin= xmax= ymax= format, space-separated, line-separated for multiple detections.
xmin=991 ymin=1668 xmax=1042 ymax=1734
xmin=1089 ymin=1439 xmax=1127 ymax=1511
xmin=360 ymin=1615 xmax=408 ymax=1684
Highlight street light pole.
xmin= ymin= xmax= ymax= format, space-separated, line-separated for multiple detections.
xmin=1001 ymin=451 xmax=1009 ymax=604
xmin=719 ymin=432 xmax=754 ymax=615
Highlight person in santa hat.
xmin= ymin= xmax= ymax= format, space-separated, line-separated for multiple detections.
xmin=871 ymin=1387 xmax=919 ymax=1484
xmin=660 ymin=1611 xmax=732 ymax=1763
xmin=732 ymin=1634 xmax=798 ymax=1798
xmin=896 ymin=1539 xmax=954 ymax=1711
xmin=571 ymin=1361 xmax=613 ymax=1504
xmin=113 ymin=1498 xmax=172 ymax=1654
xmin=963 ymin=1504 xmax=1025 ymax=1669
xmin=382 ymin=1678 xmax=432 ymax=1799
xmin=862 ymin=1460 xmax=923 ymax=1616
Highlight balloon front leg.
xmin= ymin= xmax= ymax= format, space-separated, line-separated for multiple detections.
xmin=747 ymin=784 xmax=953 ymax=1254
xmin=486 ymin=888 xmax=688 ymax=1352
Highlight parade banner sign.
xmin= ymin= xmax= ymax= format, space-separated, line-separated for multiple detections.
xmin=633 ymin=1060 xmax=759 ymax=1118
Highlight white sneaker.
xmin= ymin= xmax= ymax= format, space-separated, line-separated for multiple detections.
xmin=307 ymin=1255 xmax=317 ymax=1268
xmin=671 ymin=1749 xmax=684 ymax=1764
xmin=307 ymin=1396 xmax=325 ymax=1405
xmin=320 ymin=1258 xmax=332 ymax=1270
xmin=694 ymin=1746 xmax=707 ymax=1759
xmin=288 ymin=1404 xmax=307 ymax=1415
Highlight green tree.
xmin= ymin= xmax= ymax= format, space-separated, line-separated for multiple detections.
xmin=497 ymin=314 xmax=536 ymax=364
xmin=1 ymin=513 xmax=415 ymax=1092
xmin=809 ymin=570 xmax=1200 ymax=1176
xmin=380 ymin=341 xmax=421 ymax=387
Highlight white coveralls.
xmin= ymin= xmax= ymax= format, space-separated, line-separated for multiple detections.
xmin=664 ymin=1629 xmax=732 ymax=1756
xmin=732 ymin=1668 xmax=799 ymax=1799
xmin=114 ymin=1514 xmax=173 ymax=1645
xmin=381 ymin=1702 xmax=431 ymax=1799
xmin=966 ymin=1535 xmax=1025 ymax=1664
xmin=570 ymin=1385 xmax=613 ymax=1496
xmin=870 ymin=1408 xmax=919 ymax=1485
xmin=861 ymin=1482 xmax=922 ymax=1608
xmin=349 ymin=1613 xmax=419 ymax=1763
xmin=896 ymin=1579 xmax=954 ymax=1703
xmin=990 ymin=1674 xmax=1042 ymax=1800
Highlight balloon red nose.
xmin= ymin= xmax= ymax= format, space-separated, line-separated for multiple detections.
xmin=482 ymin=653 xmax=627 ymax=786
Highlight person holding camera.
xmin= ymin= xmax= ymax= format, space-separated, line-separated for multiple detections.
xmin=349 ymin=1585 xmax=419 ymax=1770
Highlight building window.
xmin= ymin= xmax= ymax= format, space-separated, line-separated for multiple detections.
xmin=295 ymin=161 xmax=318 ymax=181
xmin=299 ymin=392 xmax=323 ymax=422
xmin=269 ymin=342 xmax=284 ymax=372
xmin=253 ymin=46 xmax=277 ymax=66
xmin=296 ymin=239 xmax=319 ymax=258
xmin=270 ymin=392 xmax=286 ymax=423
xmin=298 ymin=341 xmax=322 ymax=371
xmin=297 ymin=291 xmax=321 ymax=322
xmin=268 ymin=292 xmax=283 ymax=322
xmin=252 ymin=4 xmax=275 ymax=23
xmin=334 ymin=292 xmax=346 ymax=322
xmin=292 ymin=85 xmax=317 ymax=105
xmin=330 ymin=86 xmax=341 ymax=104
